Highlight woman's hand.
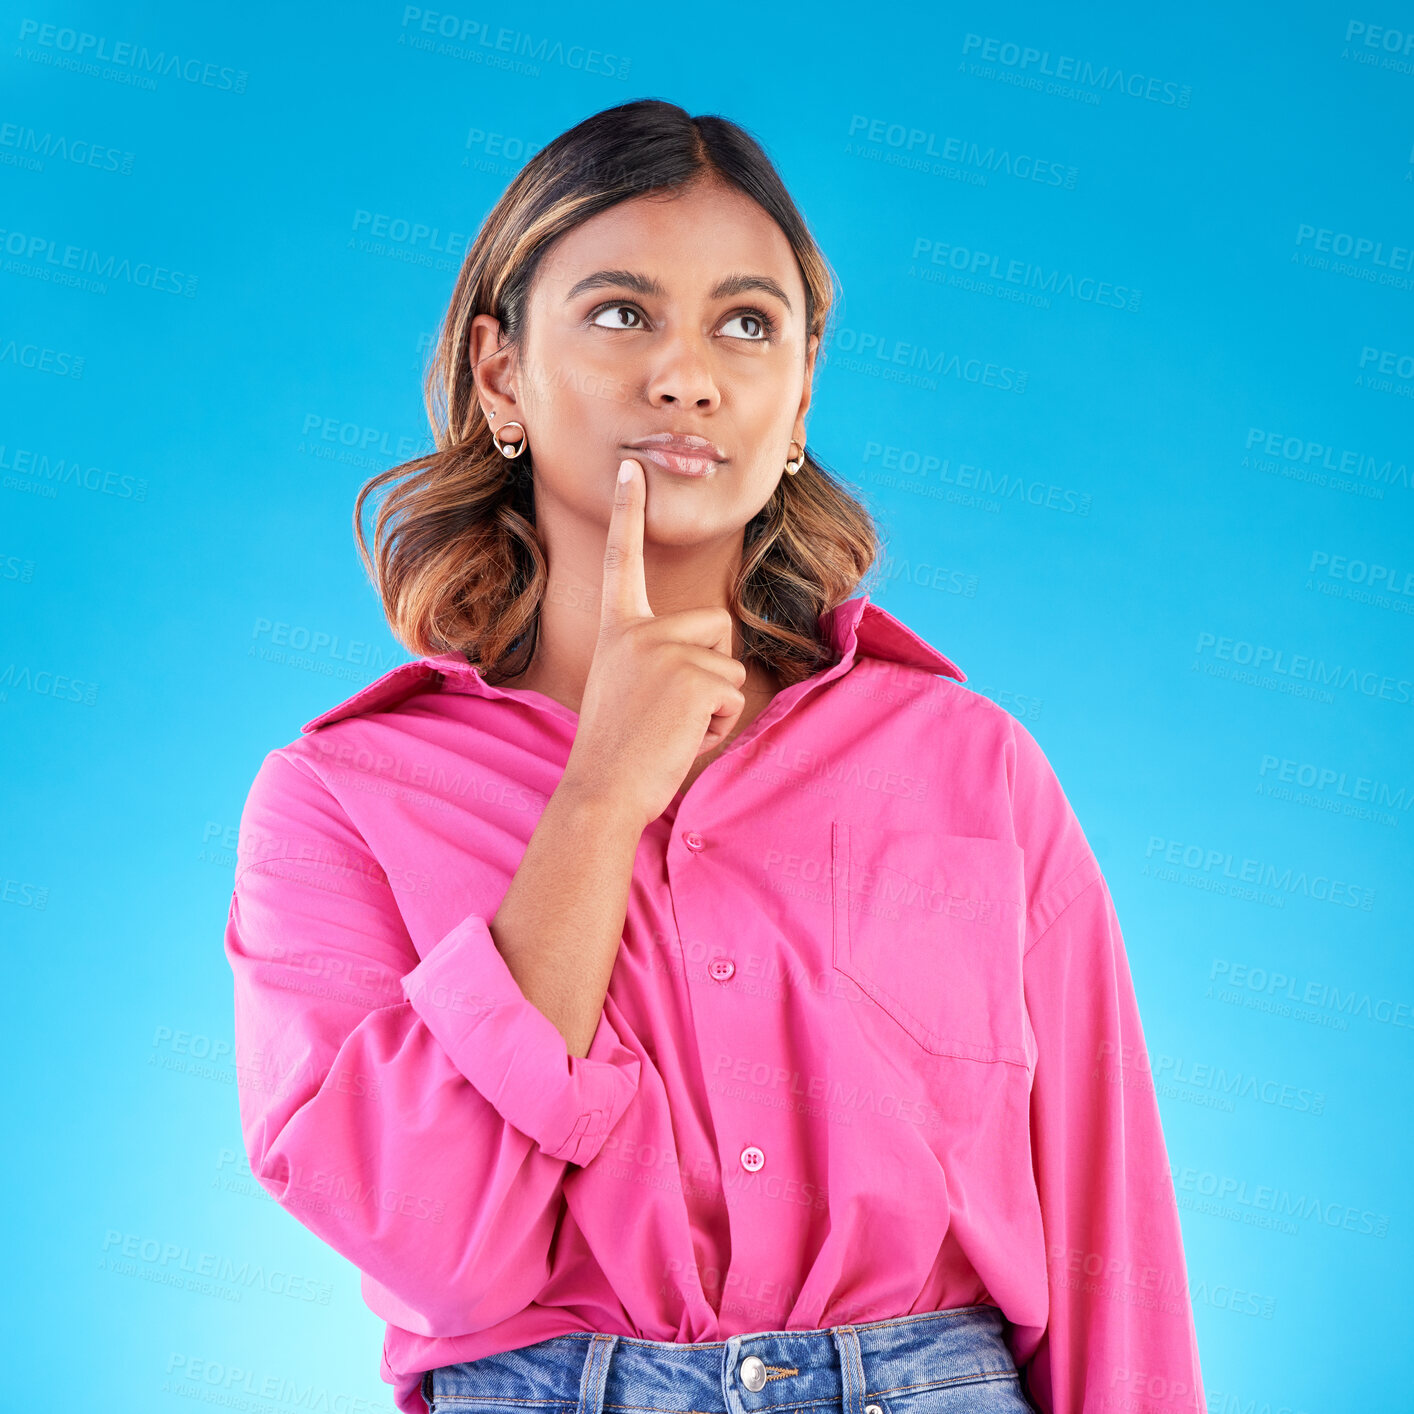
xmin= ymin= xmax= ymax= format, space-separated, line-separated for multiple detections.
xmin=559 ymin=457 xmax=749 ymax=833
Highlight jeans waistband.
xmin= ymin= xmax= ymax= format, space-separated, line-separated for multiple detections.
xmin=427 ymin=1304 xmax=1033 ymax=1414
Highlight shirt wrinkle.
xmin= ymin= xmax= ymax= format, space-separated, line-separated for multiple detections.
xmin=1023 ymin=864 xmax=1107 ymax=960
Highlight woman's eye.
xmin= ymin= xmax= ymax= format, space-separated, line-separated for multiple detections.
xmin=720 ymin=312 xmax=772 ymax=341
xmin=590 ymin=303 xmax=644 ymax=330
xmin=588 ymin=304 xmax=774 ymax=339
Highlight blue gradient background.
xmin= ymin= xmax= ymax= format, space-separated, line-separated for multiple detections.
xmin=2 ymin=3 xmax=1410 ymax=1410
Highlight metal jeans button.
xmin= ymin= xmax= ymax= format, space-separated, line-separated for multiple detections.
xmin=739 ymin=1354 xmax=766 ymax=1391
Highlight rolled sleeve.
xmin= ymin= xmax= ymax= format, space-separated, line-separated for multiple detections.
xmin=401 ymin=912 xmax=641 ymax=1166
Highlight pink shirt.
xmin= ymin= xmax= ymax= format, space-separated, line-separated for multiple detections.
xmin=225 ymin=593 xmax=1206 ymax=1414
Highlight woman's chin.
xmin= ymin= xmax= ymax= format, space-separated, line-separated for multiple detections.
xmin=641 ymin=506 xmax=740 ymax=547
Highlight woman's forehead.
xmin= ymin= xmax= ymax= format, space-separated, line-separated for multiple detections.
xmin=535 ymin=184 xmax=802 ymax=301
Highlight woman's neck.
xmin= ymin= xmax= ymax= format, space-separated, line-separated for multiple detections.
xmin=503 ymin=563 xmax=763 ymax=717
xmin=504 ymin=640 xmax=782 ymax=721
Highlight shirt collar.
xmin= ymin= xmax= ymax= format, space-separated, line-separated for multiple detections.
xmin=836 ymin=594 xmax=967 ymax=681
xmin=302 ymin=593 xmax=962 ymax=734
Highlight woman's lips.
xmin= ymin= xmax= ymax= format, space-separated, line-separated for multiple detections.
xmin=625 ymin=446 xmax=722 ymax=477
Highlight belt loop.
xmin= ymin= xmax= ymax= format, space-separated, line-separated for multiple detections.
xmin=830 ymin=1326 xmax=866 ymax=1414
xmin=722 ymin=1333 xmax=742 ymax=1413
xmin=576 ymin=1333 xmax=618 ymax=1414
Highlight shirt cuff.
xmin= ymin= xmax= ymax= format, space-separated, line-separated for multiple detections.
xmin=400 ymin=912 xmax=641 ymax=1166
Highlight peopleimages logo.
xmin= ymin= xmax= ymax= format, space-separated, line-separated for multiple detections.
xmin=825 ymin=325 xmax=1027 ymax=394
xmin=909 ymin=237 xmax=1141 ymax=312
xmin=1295 ymin=222 xmax=1413 ymax=272
xmin=1193 ymin=630 xmax=1413 ymax=706
xmin=1244 ymin=427 xmax=1410 ymax=491
xmin=1358 ymin=346 xmax=1414 ymax=381
xmin=14 ymin=19 xmax=249 ymax=92
xmin=1258 ymin=752 xmax=1411 ymax=815
xmin=960 ymin=33 xmax=1192 ymax=106
xmin=1306 ymin=550 xmax=1414 ymax=600
xmin=396 ymin=8 xmax=631 ymax=80
xmin=1341 ymin=19 xmax=1414 ymax=74
xmin=1144 ymin=835 xmax=1375 ymax=911
xmin=845 ymin=115 xmax=1078 ymax=190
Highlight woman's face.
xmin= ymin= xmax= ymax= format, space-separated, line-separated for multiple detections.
xmin=475 ymin=176 xmax=818 ymax=553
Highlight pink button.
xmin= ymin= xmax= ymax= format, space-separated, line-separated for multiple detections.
xmin=683 ymin=831 xmax=706 ymax=852
xmin=709 ymin=958 xmax=735 ymax=982
xmin=740 ymin=1145 xmax=765 ymax=1172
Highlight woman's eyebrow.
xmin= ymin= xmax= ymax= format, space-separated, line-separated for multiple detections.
xmin=565 ymin=268 xmax=793 ymax=314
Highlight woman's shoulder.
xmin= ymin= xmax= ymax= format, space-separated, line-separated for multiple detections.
xmin=841 ymin=597 xmax=1004 ymax=737
xmin=844 ymin=600 xmax=1099 ymax=915
xmin=845 ymin=600 xmax=1059 ymax=759
xmin=235 ymin=653 xmax=484 ymax=855
xmin=297 ymin=653 xmax=473 ymax=734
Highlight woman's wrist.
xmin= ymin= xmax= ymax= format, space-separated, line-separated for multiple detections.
xmin=548 ymin=772 xmax=647 ymax=843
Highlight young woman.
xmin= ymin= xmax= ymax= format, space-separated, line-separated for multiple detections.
xmin=226 ymin=99 xmax=1205 ymax=1414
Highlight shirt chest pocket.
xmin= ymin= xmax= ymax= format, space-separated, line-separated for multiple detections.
xmin=830 ymin=821 xmax=1030 ymax=1069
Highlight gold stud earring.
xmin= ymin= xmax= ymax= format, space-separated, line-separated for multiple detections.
xmin=784 ymin=440 xmax=805 ymax=475
xmin=491 ymin=419 xmax=528 ymax=459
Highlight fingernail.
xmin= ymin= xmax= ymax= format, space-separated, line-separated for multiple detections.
xmin=618 ymin=459 xmax=634 ymax=483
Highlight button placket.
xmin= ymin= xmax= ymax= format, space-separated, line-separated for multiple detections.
xmin=670 ymin=801 xmax=792 ymax=1306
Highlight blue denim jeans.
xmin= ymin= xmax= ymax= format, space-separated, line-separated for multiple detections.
xmin=423 ymin=1305 xmax=1041 ymax=1414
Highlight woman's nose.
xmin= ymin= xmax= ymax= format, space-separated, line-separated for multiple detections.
xmin=643 ymin=334 xmax=721 ymax=410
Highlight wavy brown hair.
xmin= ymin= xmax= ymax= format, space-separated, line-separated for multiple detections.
xmin=354 ymin=98 xmax=881 ymax=687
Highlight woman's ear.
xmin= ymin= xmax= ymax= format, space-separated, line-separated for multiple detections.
xmin=469 ymin=313 xmax=520 ymax=417
xmin=794 ymin=332 xmax=819 ymax=427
